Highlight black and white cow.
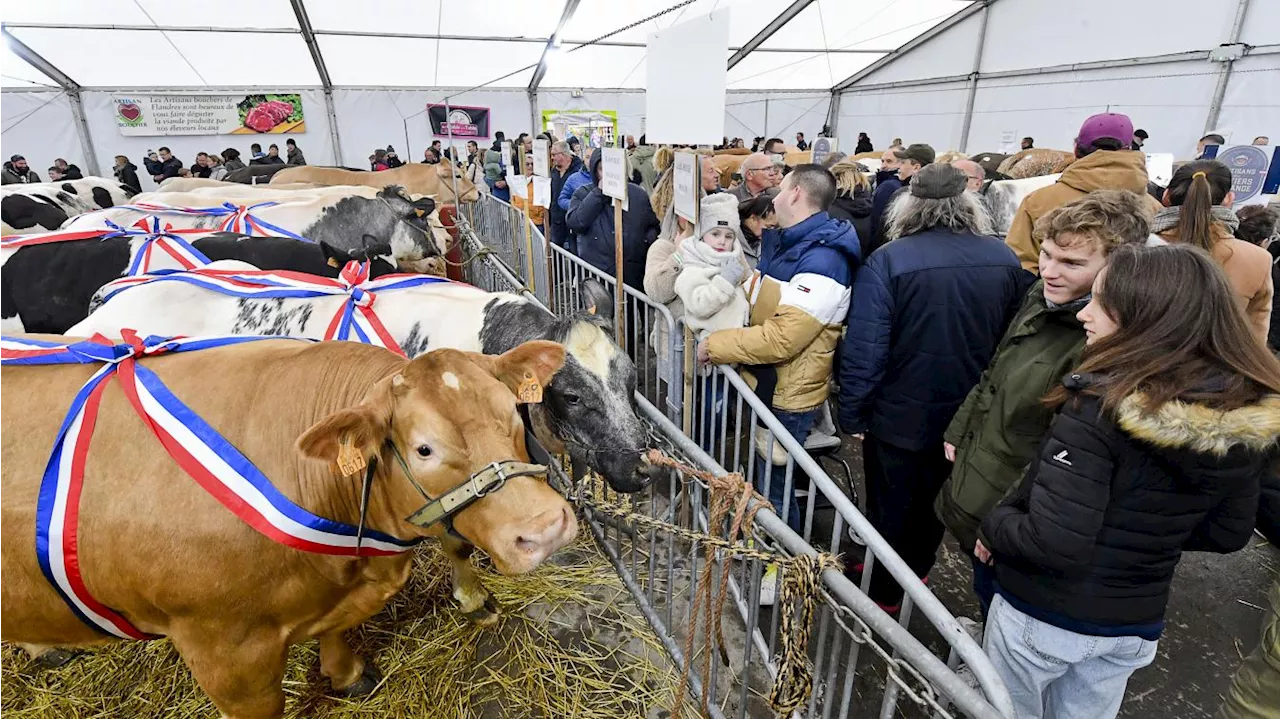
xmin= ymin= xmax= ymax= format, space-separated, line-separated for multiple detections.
xmin=71 ymin=277 xmax=660 ymax=493
xmin=982 ymin=173 xmax=1060 ymax=237
xmin=63 ymin=185 xmax=443 ymax=271
xmin=0 ymin=233 xmax=396 ymax=334
xmin=1 ymin=178 xmax=137 ymax=234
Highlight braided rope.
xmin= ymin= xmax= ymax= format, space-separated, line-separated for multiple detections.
xmin=576 ymin=449 xmax=841 ymax=718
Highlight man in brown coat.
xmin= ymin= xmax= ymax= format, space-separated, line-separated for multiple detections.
xmin=1005 ymin=113 xmax=1162 ymax=273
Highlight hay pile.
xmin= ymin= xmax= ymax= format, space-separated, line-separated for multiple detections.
xmin=1 ymin=538 xmax=693 ymax=718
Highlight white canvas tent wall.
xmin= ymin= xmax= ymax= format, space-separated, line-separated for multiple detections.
xmin=0 ymin=0 xmax=927 ymax=189
xmin=830 ymin=0 xmax=1280 ymax=157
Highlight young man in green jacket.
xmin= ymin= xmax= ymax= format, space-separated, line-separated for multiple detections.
xmin=934 ymin=189 xmax=1155 ymax=613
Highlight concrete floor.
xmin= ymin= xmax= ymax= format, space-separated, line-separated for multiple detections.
xmin=809 ymin=440 xmax=1279 ymax=718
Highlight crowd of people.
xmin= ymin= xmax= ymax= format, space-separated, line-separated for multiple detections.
xmin=468 ymin=112 xmax=1278 ymax=718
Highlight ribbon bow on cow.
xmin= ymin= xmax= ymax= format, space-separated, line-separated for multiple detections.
xmin=95 ymin=263 xmax=454 ymax=357
xmin=1 ymin=331 xmax=422 ymax=640
xmin=117 ymin=201 xmax=312 ymax=243
xmin=2 ymin=216 xmax=212 ymax=275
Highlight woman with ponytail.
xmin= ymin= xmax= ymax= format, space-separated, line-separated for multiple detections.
xmin=1155 ymin=159 xmax=1273 ymax=343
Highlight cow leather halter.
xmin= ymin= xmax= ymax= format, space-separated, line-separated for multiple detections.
xmin=352 ymin=429 xmax=548 ymax=550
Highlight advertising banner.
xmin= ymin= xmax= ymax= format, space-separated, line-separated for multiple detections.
xmin=114 ymin=94 xmax=305 ymax=136
xmin=428 ymin=104 xmax=491 ymax=139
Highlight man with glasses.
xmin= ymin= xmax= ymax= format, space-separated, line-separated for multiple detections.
xmin=549 ymin=141 xmax=583 ymax=251
xmin=730 ymin=153 xmax=782 ymax=202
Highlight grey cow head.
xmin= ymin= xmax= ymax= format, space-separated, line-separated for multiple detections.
xmin=480 ymin=282 xmax=660 ymax=493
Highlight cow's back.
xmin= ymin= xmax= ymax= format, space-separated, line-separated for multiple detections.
xmin=1 ymin=339 xmax=405 ymax=643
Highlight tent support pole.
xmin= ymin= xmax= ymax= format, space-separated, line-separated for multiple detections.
xmin=67 ymin=91 xmax=101 ymax=177
xmin=958 ymin=0 xmax=992 ymax=153
xmin=824 ymin=91 xmax=841 ymax=140
xmin=2 ymin=27 xmax=101 ymax=176
xmin=324 ymin=88 xmax=344 ymax=165
xmin=1204 ymin=0 xmax=1251 ymax=134
xmin=528 ymin=90 xmax=540 ymax=135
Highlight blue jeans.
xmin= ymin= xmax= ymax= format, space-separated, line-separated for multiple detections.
xmin=984 ymin=594 xmax=1158 ymax=719
xmin=753 ymin=408 xmax=818 ymax=532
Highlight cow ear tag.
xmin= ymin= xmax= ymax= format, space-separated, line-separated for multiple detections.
xmin=517 ymin=371 xmax=543 ymax=403
xmin=586 ymin=304 xmax=597 ymax=316
xmin=336 ymin=435 xmax=367 ymax=477
xmin=414 ymin=208 xmax=426 ymax=217
xmin=327 ymin=257 xmax=341 ymax=269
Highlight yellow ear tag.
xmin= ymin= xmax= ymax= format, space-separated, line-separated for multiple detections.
xmin=517 ymin=372 xmax=543 ymax=403
xmin=586 ymin=304 xmax=597 ymax=316
xmin=327 ymin=256 xmax=341 ymax=269
xmin=414 ymin=208 xmax=426 ymax=217
xmin=336 ymin=436 xmax=367 ymax=477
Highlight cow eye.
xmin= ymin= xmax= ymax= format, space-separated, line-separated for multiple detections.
xmin=563 ymin=392 xmax=581 ymax=406
xmin=416 ymin=444 xmax=433 ymax=458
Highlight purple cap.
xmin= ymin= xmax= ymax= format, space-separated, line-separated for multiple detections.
xmin=1076 ymin=113 xmax=1134 ymax=149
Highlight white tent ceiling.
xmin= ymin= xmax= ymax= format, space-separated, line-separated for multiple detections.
xmin=1 ymin=0 xmax=974 ymax=91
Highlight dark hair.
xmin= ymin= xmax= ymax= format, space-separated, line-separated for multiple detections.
xmin=787 ymin=164 xmax=837 ymax=211
xmin=764 ymin=138 xmax=784 ymax=152
xmin=797 ymin=132 xmax=805 ymax=137
xmin=286 ymin=138 xmax=296 ymax=147
xmin=158 ymin=146 xmax=171 ymax=153
xmin=1134 ymin=129 xmax=1149 ymax=139
xmin=1045 ymin=244 xmax=1280 ymax=413
xmin=269 ymin=143 xmax=279 ymax=150
xmin=1235 ymin=205 xmax=1278 ymax=246
xmin=495 ymin=131 xmax=506 ymax=141
xmin=223 ymin=148 xmax=241 ymax=160
xmin=1022 ymin=136 xmax=1033 ymax=142
xmin=1164 ymin=160 xmax=1233 ymax=252
xmin=739 ymin=188 xmax=779 ymax=222
xmin=1077 ymin=137 xmax=1125 ymax=157
xmin=1200 ymin=133 xmax=1226 ymax=144
xmin=250 ymin=143 xmax=262 ymax=151
xmin=638 ymin=134 xmax=646 ymax=145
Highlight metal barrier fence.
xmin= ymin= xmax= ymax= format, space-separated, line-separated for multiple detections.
xmin=456 ymin=194 xmax=1014 ymax=718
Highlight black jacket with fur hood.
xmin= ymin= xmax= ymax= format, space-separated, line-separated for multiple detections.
xmin=983 ymin=372 xmax=1279 ymax=633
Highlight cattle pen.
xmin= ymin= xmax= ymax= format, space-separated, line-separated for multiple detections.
xmin=453 ymin=194 xmax=1015 ymax=718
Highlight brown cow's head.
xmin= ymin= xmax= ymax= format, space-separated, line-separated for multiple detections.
xmin=435 ymin=160 xmax=480 ymax=203
xmin=297 ymin=341 xmax=577 ymax=574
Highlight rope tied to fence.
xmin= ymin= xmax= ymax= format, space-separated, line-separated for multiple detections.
xmin=578 ymin=449 xmax=841 ymax=719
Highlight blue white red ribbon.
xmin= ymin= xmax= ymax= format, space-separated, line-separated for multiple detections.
xmin=114 ymin=201 xmax=311 ymax=242
xmin=96 ymin=263 xmax=454 ymax=357
xmin=1 ymin=217 xmax=212 ymax=275
xmin=1 ymin=331 xmax=421 ymax=639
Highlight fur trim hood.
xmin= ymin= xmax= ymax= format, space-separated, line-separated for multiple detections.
xmin=1117 ymin=392 xmax=1280 ymax=456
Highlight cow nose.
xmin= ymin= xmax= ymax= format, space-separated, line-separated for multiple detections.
xmin=515 ymin=507 xmax=577 ymax=562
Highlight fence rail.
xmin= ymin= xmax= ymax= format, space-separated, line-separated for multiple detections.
xmin=454 ymin=193 xmax=1014 ymax=718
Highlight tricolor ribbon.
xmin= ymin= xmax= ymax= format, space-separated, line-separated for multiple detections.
xmin=2 ymin=331 xmax=422 ymax=640
xmin=96 ymin=263 xmax=454 ymax=357
xmin=2 ymin=217 xmax=212 ymax=275
xmin=114 ymin=201 xmax=311 ymax=242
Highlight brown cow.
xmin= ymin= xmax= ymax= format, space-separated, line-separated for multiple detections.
xmin=2 ymin=337 xmax=575 ymax=718
xmin=996 ymin=148 xmax=1075 ymax=179
xmin=272 ymin=162 xmax=481 ymax=203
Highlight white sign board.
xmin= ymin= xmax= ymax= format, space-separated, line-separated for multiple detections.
xmin=532 ymin=176 xmax=552 ymax=208
xmin=673 ymin=152 xmax=698 ymax=223
xmin=533 ymin=138 xmax=550 ymax=178
xmin=1144 ymin=153 xmax=1175 ymax=187
xmin=601 ymin=147 xmax=628 ymax=201
xmin=500 ymin=141 xmax=513 ymax=169
xmin=999 ymin=130 xmax=1018 ymax=154
xmin=811 ymin=137 xmax=837 ymax=166
xmin=113 ymin=93 xmax=307 ymax=136
xmin=506 ymin=172 xmax=525 ymax=199
xmin=644 ymin=11 xmax=730 ymax=145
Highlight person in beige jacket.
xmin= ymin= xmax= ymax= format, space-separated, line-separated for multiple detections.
xmin=1153 ymin=160 xmax=1273 ymax=345
xmin=1005 ymin=113 xmax=1163 ymax=273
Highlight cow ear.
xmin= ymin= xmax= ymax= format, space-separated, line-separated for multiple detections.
xmin=410 ymin=196 xmax=437 ymax=218
xmin=466 ymin=341 xmax=566 ymax=404
xmin=579 ymin=278 xmax=614 ymax=335
xmin=320 ymin=241 xmax=351 ymax=269
xmin=296 ymin=380 xmax=393 ymax=472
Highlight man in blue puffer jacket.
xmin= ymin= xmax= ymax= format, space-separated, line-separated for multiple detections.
xmin=838 ymin=163 xmax=1023 ymax=612
xmin=565 ymin=148 xmax=660 ymax=290
xmin=557 ymin=148 xmax=595 ymax=254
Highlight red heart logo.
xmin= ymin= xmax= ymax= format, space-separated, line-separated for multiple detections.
xmin=118 ymin=103 xmax=141 ymax=122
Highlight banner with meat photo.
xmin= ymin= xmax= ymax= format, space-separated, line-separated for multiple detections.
xmin=113 ymin=94 xmax=306 ymax=136
xmin=427 ymin=104 xmax=490 ymax=139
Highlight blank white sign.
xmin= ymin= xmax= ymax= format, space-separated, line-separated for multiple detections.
xmin=533 ymin=138 xmax=550 ymax=178
xmin=601 ymin=147 xmax=628 ymax=201
xmin=673 ymin=152 xmax=698 ymax=223
xmin=645 ymin=10 xmax=729 ymax=145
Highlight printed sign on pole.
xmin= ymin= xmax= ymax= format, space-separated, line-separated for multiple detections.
xmin=999 ymin=130 xmax=1018 ymax=154
xmin=533 ymin=138 xmax=550 ymax=178
xmin=1216 ymin=145 xmax=1279 ymax=207
xmin=1144 ymin=153 xmax=1175 ymax=187
xmin=811 ymin=137 xmax=837 ymax=166
xmin=532 ymin=176 xmax=552 ymax=208
xmin=673 ymin=152 xmax=698 ymax=223
xmin=601 ymin=147 xmax=629 ymax=210
xmin=500 ymin=141 xmax=513 ymax=169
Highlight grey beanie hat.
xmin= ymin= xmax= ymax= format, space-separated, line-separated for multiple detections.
xmin=909 ymin=163 xmax=968 ymax=199
xmin=697 ymin=192 xmax=742 ymax=241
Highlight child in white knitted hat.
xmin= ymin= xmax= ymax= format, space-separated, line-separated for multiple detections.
xmin=674 ymin=193 xmax=752 ymax=338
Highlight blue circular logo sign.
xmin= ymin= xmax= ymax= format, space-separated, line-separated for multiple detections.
xmin=1216 ymin=145 xmax=1270 ymax=202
